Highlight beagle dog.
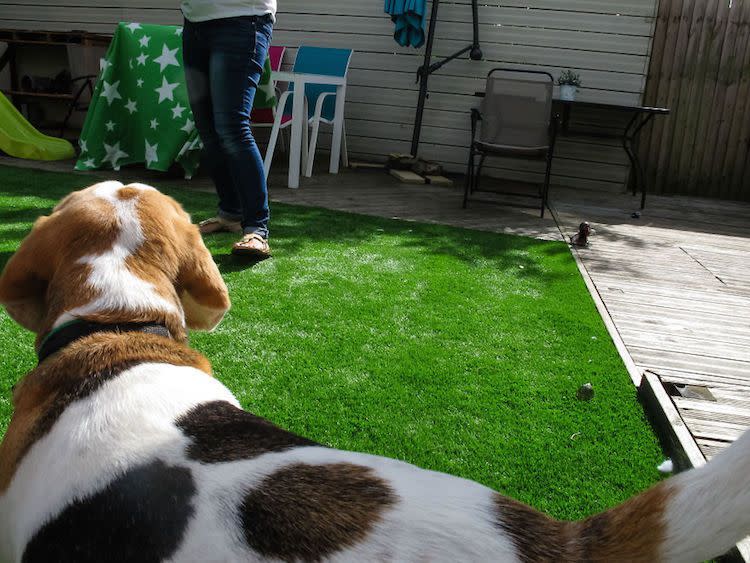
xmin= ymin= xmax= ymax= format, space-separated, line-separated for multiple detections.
xmin=1 ymin=181 xmax=748 ymax=562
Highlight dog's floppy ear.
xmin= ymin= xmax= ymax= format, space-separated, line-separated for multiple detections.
xmin=176 ymin=224 xmax=230 ymax=331
xmin=0 ymin=215 xmax=57 ymax=333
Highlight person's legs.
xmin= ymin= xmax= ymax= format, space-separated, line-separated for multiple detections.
xmin=182 ymin=18 xmax=242 ymax=224
xmin=208 ymin=15 xmax=272 ymax=240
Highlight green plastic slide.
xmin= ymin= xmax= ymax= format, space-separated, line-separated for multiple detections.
xmin=0 ymin=91 xmax=75 ymax=161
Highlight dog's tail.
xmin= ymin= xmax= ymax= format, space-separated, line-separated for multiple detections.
xmin=497 ymin=430 xmax=750 ymax=562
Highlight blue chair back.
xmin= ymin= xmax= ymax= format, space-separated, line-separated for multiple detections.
xmin=289 ymin=46 xmax=353 ymax=121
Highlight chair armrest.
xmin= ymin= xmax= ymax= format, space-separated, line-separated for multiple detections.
xmin=310 ymin=91 xmax=337 ymax=123
xmin=275 ymin=89 xmax=295 ymax=119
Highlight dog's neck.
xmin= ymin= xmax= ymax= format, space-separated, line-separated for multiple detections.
xmin=36 ymin=319 xmax=172 ymax=364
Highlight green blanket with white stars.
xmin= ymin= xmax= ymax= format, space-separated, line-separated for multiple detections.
xmin=75 ymin=22 xmax=275 ymax=178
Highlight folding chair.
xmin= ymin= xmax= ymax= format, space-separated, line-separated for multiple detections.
xmin=463 ymin=68 xmax=557 ymax=218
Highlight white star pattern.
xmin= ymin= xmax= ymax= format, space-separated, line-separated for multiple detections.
xmin=102 ymin=141 xmax=129 ymax=169
xmin=181 ymin=119 xmax=194 ymax=133
xmin=171 ymin=103 xmax=186 ymax=118
xmin=136 ymin=52 xmax=149 ymax=66
xmin=139 ymin=35 xmax=151 ymax=48
xmin=153 ymin=44 xmax=180 ymax=73
xmin=83 ymin=158 xmax=96 ymax=167
xmin=99 ymin=58 xmax=111 ymax=72
xmin=129 ymin=58 xmax=134 ymax=69
xmin=175 ymin=27 xmax=183 ymax=36
xmin=105 ymin=120 xmax=116 ymax=131
xmin=136 ymin=78 xmax=144 ymax=88
xmin=125 ymin=23 xmax=142 ymax=33
xmin=125 ymin=99 xmax=138 ymax=114
xmin=79 ymin=139 xmax=87 ymax=153
xmin=155 ymin=77 xmax=179 ymax=103
xmin=145 ymin=140 xmax=159 ymax=166
xmin=101 ymin=80 xmax=122 ymax=105
xmin=150 ymin=118 xmax=159 ymax=129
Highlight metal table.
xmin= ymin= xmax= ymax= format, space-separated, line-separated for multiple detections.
xmin=555 ymin=99 xmax=670 ymax=209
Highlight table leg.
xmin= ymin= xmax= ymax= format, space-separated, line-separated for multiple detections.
xmin=622 ymin=113 xmax=640 ymax=198
xmin=288 ymin=79 xmax=305 ymax=189
xmin=329 ymin=84 xmax=346 ymax=174
xmin=623 ymin=112 xmax=656 ymax=209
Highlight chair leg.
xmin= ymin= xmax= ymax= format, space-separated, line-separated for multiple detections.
xmin=474 ymin=154 xmax=486 ymax=195
xmin=301 ymin=101 xmax=309 ymax=175
xmin=463 ymin=148 xmax=475 ymax=208
xmin=341 ymin=120 xmax=349 ymax=168
xmin=541 ymin=150 xmax=553 ymax=218
xmin=279 ymin=126 xmax=287 ymax=154
xmin=305 ymin=117 xmax=321 ymax=178
xmin=264 ymin=121 xmax=282 ymax=179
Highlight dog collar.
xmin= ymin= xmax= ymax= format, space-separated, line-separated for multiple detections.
xmin=37 ymin=320 xmax=172 ymax=364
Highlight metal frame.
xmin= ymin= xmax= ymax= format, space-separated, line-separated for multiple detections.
xmin=463 ymin=67 xmax=558 ymax=218
xmin=60 ymin=75 xmax=96 ymax=138
xmin=410 ymin=0 xmax=482 ymax=157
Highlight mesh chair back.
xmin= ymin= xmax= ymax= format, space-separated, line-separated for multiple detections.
xmin=479 ymin=70 xmax=553 ymax=149
xmin=291 ymin=46 xmax=353 ymax=120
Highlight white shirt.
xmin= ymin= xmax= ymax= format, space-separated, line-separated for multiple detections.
xmin=180 ymin=0 xmax=277 ymax=22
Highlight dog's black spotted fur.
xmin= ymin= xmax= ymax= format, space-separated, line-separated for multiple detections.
xmin=175 ymin=400 xmax=318 ymax=463
xmin=22 ymin=460 xmax=195 ymax=563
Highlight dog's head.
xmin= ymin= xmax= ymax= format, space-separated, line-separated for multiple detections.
xmin=0 ymin=181 xmax=230 ymax=343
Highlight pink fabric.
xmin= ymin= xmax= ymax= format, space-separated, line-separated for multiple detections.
xmin=268 ymin=45 xmax=285 ymax=71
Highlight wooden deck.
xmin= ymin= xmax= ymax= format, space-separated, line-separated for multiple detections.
xmin=3 ymin=156 xmax=750 ymax=467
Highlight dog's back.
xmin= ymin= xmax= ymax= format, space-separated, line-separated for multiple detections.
xmin=1 ymin=182 xmax=749 ymax=562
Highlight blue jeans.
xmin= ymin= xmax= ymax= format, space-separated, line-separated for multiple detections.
xmin=182 ymin=15 xmax=272 ymax=238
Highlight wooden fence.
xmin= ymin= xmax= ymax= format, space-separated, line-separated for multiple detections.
xmin=641 ymin=0 xmax=750 ymax=200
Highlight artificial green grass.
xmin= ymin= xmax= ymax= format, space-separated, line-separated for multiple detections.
xmin=0 ymin=164 xmax=664 ymax=520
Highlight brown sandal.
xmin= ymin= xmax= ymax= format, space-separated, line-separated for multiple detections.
xmin=231 ymin=233 xmax=271 ymax=258
xmin=198 ymin=216 xmax=242 ymax=235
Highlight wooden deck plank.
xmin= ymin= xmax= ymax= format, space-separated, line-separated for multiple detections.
xmin=629 ymin=346 xmax=750 ymax=379
xmin=620 ymin=332 xmax=750 ymax=363
xmin=656 ymin=368 xmax=750 ymax=389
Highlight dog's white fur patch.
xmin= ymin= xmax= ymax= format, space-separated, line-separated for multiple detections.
xmin=661 ymin=430 xmax=750 ymax=562
xmin=53 ymin=182 xmax=180 ymax=328
xmin=0 ymin=363 xmax=237 ymax=562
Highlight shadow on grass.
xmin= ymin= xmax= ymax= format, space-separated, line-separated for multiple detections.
xmin=214 ymin=253 xmax=271 ymax=273
xmin=0 ymin=165 xmax=572 ymax=285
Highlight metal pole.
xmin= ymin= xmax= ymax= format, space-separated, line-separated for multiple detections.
xmin=410 ymin=0 xmax=440 ymax=157
xmin=410 ymin=0 xmax=481 ymax=157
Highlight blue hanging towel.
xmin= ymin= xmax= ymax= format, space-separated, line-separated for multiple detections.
xmin=385 ymin=0 xmax=426 ymax=48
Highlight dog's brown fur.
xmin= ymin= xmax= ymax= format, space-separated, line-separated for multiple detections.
xmin=493 ymin=481 xmax=671 ymax=561
xmin=0 ymin=182 xmax=229 ymax=344
xmin=240 ymin=462 xmax=397 ymax=560
xmin=0 ymin=332 xmax=212 ymax=493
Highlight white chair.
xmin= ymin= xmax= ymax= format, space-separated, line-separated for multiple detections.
xmin=264 ymin=46 xmax=353 ymax=179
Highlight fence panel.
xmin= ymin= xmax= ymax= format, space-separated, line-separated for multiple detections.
xmin=641 ymin=0 xmax=750 ymax=200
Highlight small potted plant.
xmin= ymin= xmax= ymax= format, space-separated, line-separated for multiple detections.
xmin=557 ymin=70 xmax=581 ymax=101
